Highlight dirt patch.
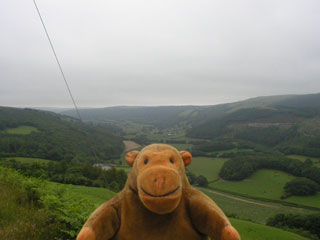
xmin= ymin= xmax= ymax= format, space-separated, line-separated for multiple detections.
xmin=123 ymin=140 xmax=141 ymax=153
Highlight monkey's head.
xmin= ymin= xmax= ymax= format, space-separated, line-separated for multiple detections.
xmin=125 ymin=144 xmax=192 ymax=215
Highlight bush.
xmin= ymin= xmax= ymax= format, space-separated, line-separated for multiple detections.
xmin=284 ymin=178 xmax=318 ymax=197
xmin=0 ymin=159 xmax=128 ymax=192
xmin=186 ymin=171 xmax=208 ymax=187
xmin=267 ymin=213 xmax=320 ymax=238
xmin=196 ymin=175 xmax=209 ymax=187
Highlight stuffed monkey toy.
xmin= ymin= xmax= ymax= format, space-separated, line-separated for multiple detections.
xmin=77 ymin=144 xmax=241 ymax=240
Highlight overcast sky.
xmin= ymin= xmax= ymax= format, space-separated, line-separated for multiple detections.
xmin=1 ymin=0 xmax=320 ymax=108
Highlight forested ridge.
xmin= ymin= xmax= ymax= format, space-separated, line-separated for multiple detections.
xmin=0 ymin=107 xmax=123 ymax=162
xmin=187 ymin=106 xmax=320 ymax=157
xmin=59 ymin=93 xmax=320 ymax=158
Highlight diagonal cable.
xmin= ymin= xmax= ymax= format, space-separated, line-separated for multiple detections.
xmin=32 ymin=0 xmax=104 ymax=166
xmin=32 ymin=0 xmax=82 ymax=121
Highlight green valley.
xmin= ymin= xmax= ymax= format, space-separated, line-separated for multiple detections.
xmin=2 ymin=93 xmax=320 ymax=239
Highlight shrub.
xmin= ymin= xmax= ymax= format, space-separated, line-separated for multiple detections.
xmin=267 ymin=213 xmax=320 ymax=238
xmin=284 ymin=178 xmax=318 ymax=196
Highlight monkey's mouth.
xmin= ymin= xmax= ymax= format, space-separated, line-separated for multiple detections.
xmin=141 ymin=186 xmax=180 ymax=198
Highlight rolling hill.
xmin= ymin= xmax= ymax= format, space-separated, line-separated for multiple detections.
xmin=59 ymin=93 xmax=320 ymax=157
xmin=60 ymin=93 xmax=320 ymax=125
xmin=0 ymin=107 xmax=123 ymax=162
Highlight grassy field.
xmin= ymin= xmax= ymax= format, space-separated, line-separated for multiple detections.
xmin=199 ymin=188 xmax=317 ymax=224
xmin=215 ymin=148 xmax=254 ymax=156
xmin=3 ymin=157 xmax=52 ymax=165
xmin=286 ymin=192 xmax=320 ymax=208
xmin=115 ymin=166 xmax=131 ymax=173
xmin=210 ymin=169 xmax=294 ymax=199
xmin=62 ymin=183 xmax=116 ymax=207
xmin=287 ymin=154 xmax=320 ymax=167
xmin=209 ymin=169 xmax=320 ymax=208
xmin=230 ymin=218 xmax=309 ymax=240
xmin=1 ymin=125 xmax=39 ymax=135
xmin=188 ymin=157 xmax=227 ymax=181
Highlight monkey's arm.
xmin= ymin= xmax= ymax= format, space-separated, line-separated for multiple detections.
xmin=77 ymin=202 xmax=120 ymax=240
xmin=188 ymin=189 xmax=240 ymax=240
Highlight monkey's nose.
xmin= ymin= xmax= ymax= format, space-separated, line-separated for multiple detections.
xmin=154 ymin=177 xmax=165 ymax=188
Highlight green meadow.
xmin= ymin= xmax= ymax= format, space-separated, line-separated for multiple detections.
xmin=188 ymin=157 xmax=227 ymax=181
xmin=3 ymin=157 xmax=52 ymax=165
xmin=209 ymin=169 xmax=320 ymax=208
xmin=230 ymin=218 xmax=308 ymax=240
xmin=62 ymin=183 xmax=116 ymax=207
xmin=286 ymin=193 xmax=320 ymax=208
xmin=2 ymin=125 xmax=39 ymax=135
xmin=199 ymin=188 xmax=317 ymax=224
xmin=287 ymin=154 xmax=320 ymax=167
xmin=210 ymin=169 xmax=294 ymax=199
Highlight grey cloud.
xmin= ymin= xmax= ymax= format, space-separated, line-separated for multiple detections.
xmin=1 ymin=0 xmax=320 ymax=107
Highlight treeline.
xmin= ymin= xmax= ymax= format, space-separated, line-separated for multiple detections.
xmin=191 ymin=140 xmax=235 ymax=157
xmin=0 ymin=107 xmax=123 ymax=162
xmin=234 ymin=125 xmax=297 ymax=147
xmin=219 ymin=154 xmax=320 ymax=185
xmin=1 ymin=159 xmax=127 ymax=192
xmin=279 ymin=144 xmax=320 ymax=158
xmin=267 ymin=213 xmax=320 ymax=239
xmin=187 ymin=107 xmax=305 ymax=139
xmin=189 ymin=139 xmax=266 ymax=157
xmin=131 ymin=134 xmax=191 ymax=146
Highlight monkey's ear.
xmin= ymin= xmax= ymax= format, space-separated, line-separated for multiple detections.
xmin=180 ymin=151 xmax=192 ymax=166
xmin=126 ymin=151 xmax=139 ymax=167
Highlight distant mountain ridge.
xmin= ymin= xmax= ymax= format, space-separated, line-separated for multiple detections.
xmin=59 ymin=93 xmax=320 ymax=157
xmin=59 ymin=93 xmax=320 ymax=125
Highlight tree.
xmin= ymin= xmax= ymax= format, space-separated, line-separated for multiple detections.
xmin=304 ymin=158 xmax=313 ymax=166
xmin=196 ymin=175 xmax=208 ymax=187
xmin=186 ymin=171 xmax=197 ymax=185
xmin=284 ymin=178 xmax=318 ymax=196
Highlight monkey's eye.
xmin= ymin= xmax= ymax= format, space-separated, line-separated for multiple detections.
xmin=144 ymin=158 xmax=149 ymax=164
xmin=170 ymin=158 xmax=174 ymax=164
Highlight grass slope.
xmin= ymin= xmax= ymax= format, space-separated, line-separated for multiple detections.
xmin=288 ymin=154 xmax=320 ymax=167
xmin=200 ymin=188 xmax=317 ymax=224
xmin=231 ymin=218 xmax=308 ymax=240
xmin=188 ymin=157 xmax=227 ymax=181
xmin=210 ymin=169 xmax=320 ymax=208
xmin=210 ymin=169 xmax=294 ymax=199
xmin=3 ymin=157 xmax=52 ymax=165
xmin=1 ymin=125 xmax=39 ymax=135
xmin=62 ymin=183 xmax=116 ymax=207
xmin=286 ymin=193 xmax=320 ymax=208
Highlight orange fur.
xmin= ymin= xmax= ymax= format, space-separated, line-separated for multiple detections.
xmin=77 ymin=227 xmax=96 ymax=240
xmin=77 ymin=144 xmax=241 ymax=240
